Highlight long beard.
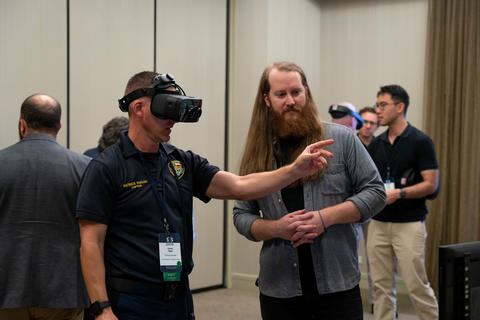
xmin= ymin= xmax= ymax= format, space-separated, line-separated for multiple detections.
xmin=270 ymin=106 xmax=318 ymax=139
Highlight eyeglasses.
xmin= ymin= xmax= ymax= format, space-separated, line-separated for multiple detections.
xmin=375 ymin=101 xmax=398 ymax=110
xmin=363 ymin=120 xmax=378 ymax=126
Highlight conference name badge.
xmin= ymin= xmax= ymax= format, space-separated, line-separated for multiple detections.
xmin=158 ymin=233 xmax=182 ymax=281
xmin=384 ymin=178 xmax=395 ymax=191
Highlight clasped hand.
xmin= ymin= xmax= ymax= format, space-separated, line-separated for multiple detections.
xmin=277 ymin=209 xmax=326 ymax=248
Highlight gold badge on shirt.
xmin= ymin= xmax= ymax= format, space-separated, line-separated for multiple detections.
xmin=168 ymin=160 xmax=185 ymax=180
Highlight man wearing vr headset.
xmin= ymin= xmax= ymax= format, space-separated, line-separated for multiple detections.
xmin=328 ymin=102 xmax=364 ymax=132
xmin=233 ymin=62 xmax=385 ymax=320
xmin=76 ymin=71 xmax=334 ymax=319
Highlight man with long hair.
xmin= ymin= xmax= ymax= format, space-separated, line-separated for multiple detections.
xmin=233 ymin=62 xmax=386 ymax=320
xmin=76 ymin=71 xmax=333 ymax=319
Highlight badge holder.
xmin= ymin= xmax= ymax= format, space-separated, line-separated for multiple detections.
xmin=159 ymin=233 xmax=182 ymax=281
xmin=384 ymin=166 xmax=395 ymax=191
xmin=384 ymin=179 xmax=395 ymax=191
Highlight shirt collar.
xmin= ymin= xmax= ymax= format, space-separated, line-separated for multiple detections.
xmin=21 ymin=133 xmax=57 ymax=143
xmin=119 ymin=132 xmax=175 ymax=158
xmin=379 ymin=122 xmax=412 ymax=142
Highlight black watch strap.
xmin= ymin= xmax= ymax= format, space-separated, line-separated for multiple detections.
xmin=89 ymin=300 xmax=111 ymax=316
xmin=400 ymin=188 xmax=406 ymax=198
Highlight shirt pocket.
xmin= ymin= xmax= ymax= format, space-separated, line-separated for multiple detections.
xmin=320 ymin=163 xmax=349 ymax=196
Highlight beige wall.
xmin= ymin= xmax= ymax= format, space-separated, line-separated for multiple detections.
xmin=0 ymin=0 xmax=226 ymax=291
xmin=0 ymin=0 xmax=67 ymax=146
xmin=69 ymin=0 xmax=154 ymax=154
xmin=317 ymin=0 xmax=428 ymax=290
xmin=227 ymin=0 xmax=323 ymax=287
xmin=1 ymin=0 xmax=428 ymax=297
xmin=317 ymin=0 xmax=428 ymax=129
xmin=157 ymin=0 xmax=227 ymax=290
xmin=227 ymin=0 xmax=428 ymax=291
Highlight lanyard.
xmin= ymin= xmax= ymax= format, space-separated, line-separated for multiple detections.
xmin=139 ymin=149 xmax=172 ymax=234
xmin=382 ymin=136 xmax=402 ymax=180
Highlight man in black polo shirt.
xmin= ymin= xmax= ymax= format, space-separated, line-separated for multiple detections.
xmin=76 ymin=71 xmax=333 ymax=320
xmin=367 ymin=85 xmax=439 ymax=320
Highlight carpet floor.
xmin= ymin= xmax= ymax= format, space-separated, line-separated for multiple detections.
xmin=193 ymin=288 xmax=421 ymax=319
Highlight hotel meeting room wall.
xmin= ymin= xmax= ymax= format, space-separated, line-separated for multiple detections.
xmin=1 ymin=0 xmax=68 ymax=148
xmin=227 ymin=0 xmax=428 ymax=290
xmin=155 ymin=0 xmax=227 ymax=290
xmin=226 ymin=0 xmax=323 ymax=288
xmin=0 ymin=0 xmax=227 ymax=291
xmin=0 ymin=0 xmax=428 ymax=294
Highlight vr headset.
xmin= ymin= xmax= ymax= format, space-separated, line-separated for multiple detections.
xmin=328 ymin=104 xmax=364 ymax=130
xmin=118 ymin=73 xmax=202 ymax=122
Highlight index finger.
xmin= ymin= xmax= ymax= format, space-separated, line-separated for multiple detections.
xmin=308 ymin=139 xmax=334 ymax=152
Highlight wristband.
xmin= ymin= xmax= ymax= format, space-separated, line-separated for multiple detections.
xmin=317 ymin=210 xmax=327 ymax=232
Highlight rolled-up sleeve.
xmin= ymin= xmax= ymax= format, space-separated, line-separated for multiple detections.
xmin=233 ymin=199 xmax=261 ymax=241
xmin=345 ymin=133 xmax=386 ymax=221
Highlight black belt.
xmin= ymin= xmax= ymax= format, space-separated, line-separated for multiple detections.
xmin=106 ymin=277 xmax=187 ymax=301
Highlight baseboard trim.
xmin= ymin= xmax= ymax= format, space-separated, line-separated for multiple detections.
xmin=230 ymin=272 xmax=258 ymax=292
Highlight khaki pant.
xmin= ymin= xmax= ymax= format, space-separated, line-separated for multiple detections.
xmin=0 ymin=308 xmax=83 ymax=320
xmin=359 ymin=221 xmax=375 ymax=305
xmin=367 ymin=220 xmax=438 ymax=320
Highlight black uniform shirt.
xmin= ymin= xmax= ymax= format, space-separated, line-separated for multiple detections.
xmin=368 ymin=123 xmax=438 ymax=222
xmin=76 ymin=133 xmax=219 ymax=283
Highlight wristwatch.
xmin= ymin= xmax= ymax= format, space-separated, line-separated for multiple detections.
xmin=89 ymin=301 xmax=111 ymax=317
xmin=400 ymin=188 xmax=406 ymax=198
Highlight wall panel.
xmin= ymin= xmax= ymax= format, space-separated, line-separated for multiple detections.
xmin=155 ymin=0 xmax=227 ymax=290
xmin=228 ymin=0 xmax=323 ymax=286
xmin=0 ymin=0 xmax=67 ymax=148
xmin=318 ymin=0 xmax=428 ymax=128
xmin=69 ymin=0 xmax=154 ymax=154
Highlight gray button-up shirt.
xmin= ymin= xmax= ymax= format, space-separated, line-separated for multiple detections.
xmin=233 ymin=122 xmax=386 ymax=298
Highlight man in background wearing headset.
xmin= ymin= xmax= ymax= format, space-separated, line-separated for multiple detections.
xmin=328 ymin=101 xmax=364 ymax=132
xmin=76 ymin=71 xmax=333 ymax=319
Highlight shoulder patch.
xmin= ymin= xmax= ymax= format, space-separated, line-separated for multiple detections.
xmin=168 ymin=160 xmax=185 ymax=180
